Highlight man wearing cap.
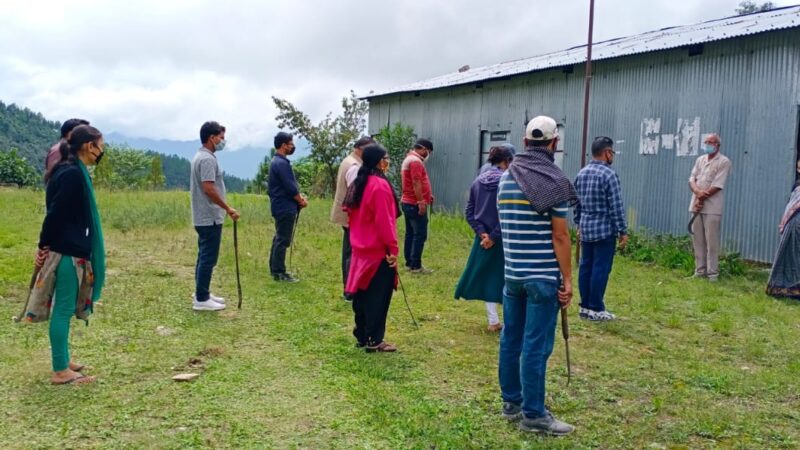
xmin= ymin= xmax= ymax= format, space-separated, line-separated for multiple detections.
xmin=400 ymin=138 xmax=434 ymax=274
xmin=574 ymin=136 xmax=628 ymax=322
xmin=45 ymin=118 xmax=90 ymax=172
xmin=497 ymin=116 xmax=576 ymax=435
xmin=688 ymin=133 xmax=732 ymax=282
xmin=331 ymin=136 xmax=374 ymax=300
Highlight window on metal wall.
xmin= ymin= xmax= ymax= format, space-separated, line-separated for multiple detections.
xmin=479 ymin=130 xmax=510 ymax=170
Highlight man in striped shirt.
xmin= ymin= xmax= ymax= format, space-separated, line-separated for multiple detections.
xmin=497 ymin=116 xmax=576 ymax=436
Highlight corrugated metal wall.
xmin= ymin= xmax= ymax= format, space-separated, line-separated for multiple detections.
xmin=367 ymin=29 xmax=800 ymax=262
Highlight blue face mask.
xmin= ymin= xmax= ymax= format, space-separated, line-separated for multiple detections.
xmin=215 ymin=139 xmax=226 ymax=152
xmin=703 ymin=144 xmax=716 ymax=155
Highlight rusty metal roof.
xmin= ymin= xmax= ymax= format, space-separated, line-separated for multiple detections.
xmin=365 ymin=5 xmax=800 ymax=98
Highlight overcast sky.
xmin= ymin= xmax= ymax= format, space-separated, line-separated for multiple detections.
xmin=0 ymin=0 xmax=794 ymax=150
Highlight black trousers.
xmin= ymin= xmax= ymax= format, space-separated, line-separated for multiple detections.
xmin=352 ymin=260 xmax=394 ymax=346
xmin=270 ymin=212 xmax=297 ymax=275
xmin=342 ymin=227 xmax=352 ymax=290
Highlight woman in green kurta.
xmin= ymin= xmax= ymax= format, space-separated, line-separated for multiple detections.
xmin=35 ymin=125 xmax=106 ymax=385
xmin=455 ymin=145 xmax=514 ymax=331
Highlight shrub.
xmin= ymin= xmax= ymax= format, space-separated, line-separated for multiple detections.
xmin=0 ymin=149 xmax=40 ymax=187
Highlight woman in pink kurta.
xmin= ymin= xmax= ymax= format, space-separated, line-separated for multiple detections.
xmin=343 ymin=144 xmax=400 ymax=352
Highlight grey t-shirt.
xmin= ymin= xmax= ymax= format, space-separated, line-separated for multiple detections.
xmin=190 ymin=147 xmax=227 ymax=226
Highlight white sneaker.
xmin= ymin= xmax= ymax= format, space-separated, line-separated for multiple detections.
xmin=192 ymin=293 xmax=225 ymax=304
xmin=192 ymin=298 xmax=226 ymax=311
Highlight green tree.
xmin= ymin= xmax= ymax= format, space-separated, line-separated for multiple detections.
xmin=374 ymin=123 xmax=416 ymax=190
xmin=148 ymin=155 xmax=166 ymax=190
xmin=272 ymin=90 xmax=368 ymax=196
xmin=247 ymin=148 xmax=275 ymax=194
xmin=735 ymin=1 xmax=774 ymax=14
xmin=93 ymin=144 xmax=152 ymax=190
xmin=0 ymin=149 xmax=40 ymax=187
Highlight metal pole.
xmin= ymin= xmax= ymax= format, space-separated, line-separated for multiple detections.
xmin=576 ymin=0 xmax=596 ymax=264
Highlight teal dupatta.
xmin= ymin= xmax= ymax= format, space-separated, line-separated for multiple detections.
xmin=77 ymin=160 xmax=106 ymax=301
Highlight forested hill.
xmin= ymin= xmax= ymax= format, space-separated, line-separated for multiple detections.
xmin=0 ymin=101 xmax=60 ymax=172
xmin=0 ymin=101 xmax=250 ymax=192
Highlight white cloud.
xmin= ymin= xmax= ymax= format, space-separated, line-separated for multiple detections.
xmin=0 ymin=0 xmax=795 ymax=149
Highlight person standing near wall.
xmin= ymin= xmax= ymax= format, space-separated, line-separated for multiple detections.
xmin=268 ymin=132 xmax=307 ymax=282
xmin=331 ymin=136 xmax=374 ymax=300
xmin=344 ymin=144 xmax=400 ymax=352
xmin=455 ymin=145 xmax=514 ymax=332
xmin=574 ymin=136 xmax=628 ymax=321
xmin=497 ymin=116 xmax=576 ymax=435
xmin=688 ymin=133 xmax=732 ymax=282
xmin=400 ymin=138 xmax=434 ymax=274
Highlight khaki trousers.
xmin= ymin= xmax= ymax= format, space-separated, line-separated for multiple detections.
xmin=691 ymin=213 xmax=722 ymax=279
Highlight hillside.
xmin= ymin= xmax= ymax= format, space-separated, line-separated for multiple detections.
xmin=0 ymin=101 xmax=60 ymax=172
xmin=0 ymin=101 xmax=250 ymax=192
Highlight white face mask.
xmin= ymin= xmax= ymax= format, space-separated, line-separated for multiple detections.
xmin=702 ymin=144 xmax=716 ymax=155
xmin=215 ymin=139 xmax=226 ymax=152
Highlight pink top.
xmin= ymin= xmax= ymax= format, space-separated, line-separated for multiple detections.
xmin=45 ymin=140 xmax=63 ymax=172
xmin=345 ymin=176 xmax=399 ymax=294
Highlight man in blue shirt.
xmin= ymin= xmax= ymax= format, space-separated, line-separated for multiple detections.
xmin=574 ymin=136 xmax=628 ymax=321
xmin=268 ymin=132 xmax=307 ymax=282
xmin=497 ymin=116 xmax=576 ymax=436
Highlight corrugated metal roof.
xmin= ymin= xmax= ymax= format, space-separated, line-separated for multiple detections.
xmin=365 ymin=5 xmax=800 ymax=98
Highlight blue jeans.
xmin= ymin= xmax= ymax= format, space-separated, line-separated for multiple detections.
xmin=578 ymin=236 xmax=616 ymax=312
xmin=498 ymin=279 xmax=560 ymax=418
xmin=195 ymin=224 xmax=223 ymax=302
xmin=402 ymin=203 xmax=428 ymax=269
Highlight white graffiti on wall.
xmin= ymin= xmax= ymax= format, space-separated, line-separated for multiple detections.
xmin=639 ymin=118 xmax=661 ymax=155
xmin=639 ymin=117 xmax=702 ymax=157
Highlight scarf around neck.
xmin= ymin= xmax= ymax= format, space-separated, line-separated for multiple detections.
xmin=77 ymin=160 xmax=106 ymax=301
xmin=508 ymin=146 xmax=578 ymax=214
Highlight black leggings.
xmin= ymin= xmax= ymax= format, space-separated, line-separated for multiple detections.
xmin=352 ymin=260 xmax=394 ymax=346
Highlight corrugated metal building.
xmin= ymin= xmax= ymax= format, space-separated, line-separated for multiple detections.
xmin=364 ymin=6 xmax=800 ymax=262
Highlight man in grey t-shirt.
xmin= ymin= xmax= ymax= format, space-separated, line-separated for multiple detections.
xmin=190 ymin=121 xmax=240 ymax=311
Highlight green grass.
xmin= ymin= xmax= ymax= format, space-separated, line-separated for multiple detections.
xmin=1 ymin=188 xmax=799 ymax=449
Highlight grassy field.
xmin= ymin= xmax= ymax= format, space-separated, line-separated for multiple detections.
xmin=0 ymin=188 xmax=799 ymax=449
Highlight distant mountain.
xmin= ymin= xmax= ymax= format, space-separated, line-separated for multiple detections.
xmin=106 ymin=132 xmax=311 ymax=180
xmin=0 ymin=101 xmax=60 ymax=172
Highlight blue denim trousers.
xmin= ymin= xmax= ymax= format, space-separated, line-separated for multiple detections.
xmin=578 ymin=236 xmax=616 ymax=312
xmin=401 ymin=203 xmax=428 ymax=269
xmin=498 ymin=278 xmax=560 ymax=418
xmin=195 ymin=224 xmax=223 ymax=302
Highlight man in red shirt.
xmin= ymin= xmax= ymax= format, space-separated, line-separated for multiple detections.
xmin=401 ymin=138 xmax=434 ymax=273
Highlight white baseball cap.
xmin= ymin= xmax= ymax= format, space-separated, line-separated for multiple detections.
xmin=525 ymin=116 xmax=559 ymax=141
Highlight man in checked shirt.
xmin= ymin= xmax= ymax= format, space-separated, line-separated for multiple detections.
xmin=574 ymin=136 xmax=629 ymax=321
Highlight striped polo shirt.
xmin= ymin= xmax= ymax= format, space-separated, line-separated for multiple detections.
xmin=497 ymin=171 xmax=568 ymax=283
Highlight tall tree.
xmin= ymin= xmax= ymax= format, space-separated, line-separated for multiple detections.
xmin=272 ymin=91 xmax=368 ymax=195
xmin=148 ymin=155 xmax=166 ymax=190
xmin=735 ymin=1 xmax=775 ymax=14
xmin=374 ymin=123 xmax=416 ymax=191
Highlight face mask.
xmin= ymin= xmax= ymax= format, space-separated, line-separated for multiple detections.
xmin=703 ymin=144 xmax=716 ymax=155
xmin=95 ymin=151 xmax=104 ymax=165
xmin=215 ymin=139 xmax=226 ymax=152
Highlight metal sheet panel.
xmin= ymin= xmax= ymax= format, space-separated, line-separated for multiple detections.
xmin=366 ymin=29 xmax=800 ymax=262
xmin=366 ymin=6 xmax=800 ymax=98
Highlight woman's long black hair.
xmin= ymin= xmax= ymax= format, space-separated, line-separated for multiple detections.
xmin=343 ymin=143 xmax=400 ymax=216
xmin=44 ymin=125 xmax=103 ymax=182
